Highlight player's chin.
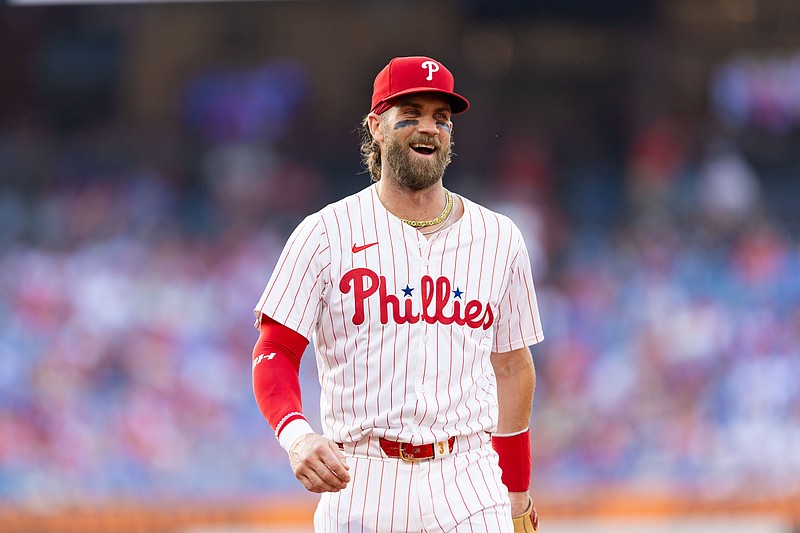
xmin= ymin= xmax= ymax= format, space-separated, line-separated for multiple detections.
xmin=409 ymin=148 xmax=450 ymax=170
xmin=405 ymin=169 xmax=444 ymax=190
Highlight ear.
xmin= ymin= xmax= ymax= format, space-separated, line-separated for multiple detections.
xmin=367 ymin=113 xmax=386 ymax=143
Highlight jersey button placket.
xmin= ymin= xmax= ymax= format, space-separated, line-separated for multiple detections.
xmin=407 ymin=245 xmax=426 ymax=434
xmin=415 ymin=240 xmax=431 ymax=401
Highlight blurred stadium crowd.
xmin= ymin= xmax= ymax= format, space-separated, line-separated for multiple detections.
xmin=2 ymin=4 xmax=800 ymax=513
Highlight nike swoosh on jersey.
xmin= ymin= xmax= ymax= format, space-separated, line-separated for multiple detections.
xmin=352 ymin=242 xmax=379 ymax=253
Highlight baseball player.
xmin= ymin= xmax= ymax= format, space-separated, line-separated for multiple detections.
xmin=252 ymin=56 xmax=543 ymax=532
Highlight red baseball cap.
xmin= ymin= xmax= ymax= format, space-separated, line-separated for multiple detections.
xmin=370 ymin=56 xmax=470 ymax=115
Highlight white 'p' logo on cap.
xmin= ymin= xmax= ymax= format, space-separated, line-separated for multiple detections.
xmin=421 ymin=60 xmax=440 ymax=81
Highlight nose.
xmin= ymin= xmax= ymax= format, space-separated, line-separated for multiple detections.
xmin=417 ymin=115 xmax=440 ymax=135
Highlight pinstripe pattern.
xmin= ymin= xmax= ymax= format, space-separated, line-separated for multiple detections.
xmin=313 ymin=434 xmax=513 ymax=532
xmin=255 ymin=184 xmax=543 ymax=443
xmin=255 ymin=184 xmax=543 ymax=530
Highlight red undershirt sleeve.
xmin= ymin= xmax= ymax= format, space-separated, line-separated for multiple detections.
xmin=251 ymin=314 xmax=315 ymax=451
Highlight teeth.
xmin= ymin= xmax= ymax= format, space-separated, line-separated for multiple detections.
xmin=411 ymin=143 xmax=435 ymax=149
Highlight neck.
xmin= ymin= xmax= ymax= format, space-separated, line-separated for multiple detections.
xmin=376 ymin=179 xmax=446 ymax=223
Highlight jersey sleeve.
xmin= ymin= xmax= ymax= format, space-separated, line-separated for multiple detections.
xmin=254 ymin=213 xmax=329 ymax=340
xmin=492 ymin=227 xmax=545 ymax=353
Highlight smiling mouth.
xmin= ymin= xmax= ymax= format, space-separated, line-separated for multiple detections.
xmin=410 ymin=143 xmax=436 ymax=155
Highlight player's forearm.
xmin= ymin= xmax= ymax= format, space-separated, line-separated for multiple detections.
xmin=252 ymin=315 xmax=315 ymax=451
xmin=491 ymin=347 xmax=536 ymax=434
xmin=491 ymin=346 xmax=536 ymax=511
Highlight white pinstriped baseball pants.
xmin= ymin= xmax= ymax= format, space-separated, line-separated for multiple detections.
xmin=313 ymin=432 xmax=513 ymax=533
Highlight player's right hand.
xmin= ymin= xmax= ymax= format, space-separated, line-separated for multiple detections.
xmin=288 ymin=433 xmax=351 ymax=493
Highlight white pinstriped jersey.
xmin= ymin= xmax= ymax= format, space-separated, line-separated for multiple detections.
xmin=254 ymin=184 xmax=544 ymax=446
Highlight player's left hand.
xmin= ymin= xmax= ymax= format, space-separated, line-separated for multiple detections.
xmin=510 ymin=493 xmax=538 ymax=532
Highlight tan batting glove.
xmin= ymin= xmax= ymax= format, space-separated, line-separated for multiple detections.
xmin=512 ymin=496 xmax=539 ymax=532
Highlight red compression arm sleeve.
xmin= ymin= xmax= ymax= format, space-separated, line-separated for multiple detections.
xmin=251 ymin=315 xmax=310 ymax=438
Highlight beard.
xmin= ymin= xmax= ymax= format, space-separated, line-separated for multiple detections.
xmin=383 ymin=133 xmax=452 ymax=191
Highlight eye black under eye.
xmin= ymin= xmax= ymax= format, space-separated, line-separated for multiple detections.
xmin=394 ymin=119 xmax=420 ymax=130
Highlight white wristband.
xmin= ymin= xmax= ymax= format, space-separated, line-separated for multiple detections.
xmin=493 ymin=426 xmax=530 ymax=438
xmin=278 ymin=418 xmax=316 ymax=453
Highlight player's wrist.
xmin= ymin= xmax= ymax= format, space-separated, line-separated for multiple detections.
xmin=492 ymin=427 xmax=532 ymax=492
xmin=508 ymin=491 xmax=530 ymax=515
xmin=278 ymin=417 xmax=316 ymax=453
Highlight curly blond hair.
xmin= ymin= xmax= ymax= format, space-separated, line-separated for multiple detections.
xmin=359 ymin=115 xmax=382 ymax=182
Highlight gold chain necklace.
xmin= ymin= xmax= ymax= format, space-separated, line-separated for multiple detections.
xmin=420 ymin=204 xmax=455 ymax=235
xmin=400 ymin=189 xmax=453 ymax=228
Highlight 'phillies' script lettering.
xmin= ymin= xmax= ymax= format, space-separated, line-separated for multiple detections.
xmin=339 ymin=267 xmax=494 ymax=329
